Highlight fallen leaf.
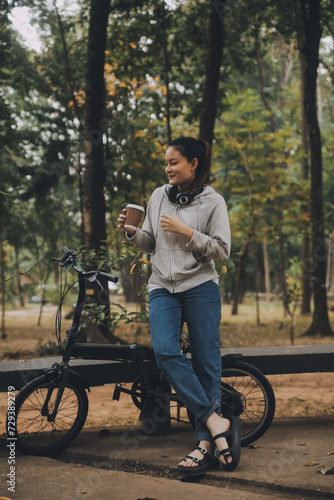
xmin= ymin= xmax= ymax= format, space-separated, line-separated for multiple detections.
xmin=249 ymin=442 xmax=260 ymax=449
xmin=320 ymin=467 xmax=334 ymax=475
xmin=303 ymin=460 xmax=319 ymax=467
xmin=326 ymin=451 xmax=334 ymax=456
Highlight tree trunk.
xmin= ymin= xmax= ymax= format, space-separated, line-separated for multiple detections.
xmin=81 ymin=0 xmax=114 ymax=341
xmin=263 ymin=236 xmax=271 ymax=295
xmin=0 ymin=230 xmax=6 ymax=339
xmin=255 ymin=256 xmax=261 ymax=326
xmin=300 ymin=0 xmax=332 ymax=335
xmin=53 ymin=0 xmax=83 ymax=124
xmin=278 ymin=231 xmax=289 ymax=317
xmin=161 ymin=1 xmax=172 ymax=144
xmin=327 ymin=231 xmax=334 ymax=295
xmin=232 ymin=239 xmax=250 ymax=315
xmin=82 ymin=0 xmax=110 ymax=250
xmin=15 ymin=246 xmax=24 ymax=307
xmin=198 ymin=0 xmax=224 ymax=146
xmin=301 ymin=231 xmax=312 ymax=313
xmin=37 ymin=260 xmax=52 ymax=327
xmin=298 ymin=39 xmax=312 ymax=314
xmin=255 ymin=34 xmax=275 ymax=133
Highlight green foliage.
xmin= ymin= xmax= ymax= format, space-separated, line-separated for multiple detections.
xmin=214 ymin=89 xmax=302 ymax=241
xmin=2 ymin=0 xmax=334 ymax=327
xmin=76 ymin=241 xmax=150 ymax=331
xmin=84 ymin=301 xmax=149 ymax=335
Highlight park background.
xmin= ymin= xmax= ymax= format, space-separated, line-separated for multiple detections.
xmin=1 ymin=0 xmax=334 ymax=410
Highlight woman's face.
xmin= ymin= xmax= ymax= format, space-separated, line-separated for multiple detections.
xmin=164 ymin=146 xmax=197 ymax=191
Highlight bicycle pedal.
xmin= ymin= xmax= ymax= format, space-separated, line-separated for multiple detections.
xmin=113 ymin=383 xmax=122 ymax=401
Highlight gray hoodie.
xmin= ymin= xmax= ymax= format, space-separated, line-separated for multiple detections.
xmin=127 ymin=185 xmax=231 ymax=293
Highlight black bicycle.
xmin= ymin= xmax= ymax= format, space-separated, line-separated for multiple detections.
xmin=7 ymin=247 xmax=275 ymax=457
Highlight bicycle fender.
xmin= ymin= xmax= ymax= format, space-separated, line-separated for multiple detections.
xmin=40 ymin=367 xmax=90 ymax=392
xmin=67 ymin=369 xmax=90 ymax=392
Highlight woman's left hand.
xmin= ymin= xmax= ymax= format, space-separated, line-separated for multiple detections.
xmin=160 ymin=214 xmax=194 ymax=240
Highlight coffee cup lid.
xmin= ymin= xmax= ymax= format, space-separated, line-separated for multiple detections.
xmin=126 ymin=204 xmax=145 ymax=212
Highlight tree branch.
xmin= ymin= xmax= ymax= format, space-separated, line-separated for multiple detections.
xmin=0 ymin=256 xmax=49 ymax=285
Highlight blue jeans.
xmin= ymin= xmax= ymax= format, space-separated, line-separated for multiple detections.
xmin=148 ymin=281 xmax=222 ymax=443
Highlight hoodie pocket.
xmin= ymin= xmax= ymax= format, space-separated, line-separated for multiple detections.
xmin=172 ymin=250 xmax=199 ymax=278
xmin=150 ymin=249 xmax=170 ymax=278
xmin=192 ymin=250 xmax=210 ymax=264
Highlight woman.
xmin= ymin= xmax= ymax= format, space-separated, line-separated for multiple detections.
xmin=117 ymin=136 xmax=241 ymax=475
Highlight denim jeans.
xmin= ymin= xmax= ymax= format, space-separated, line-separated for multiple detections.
xmin=148 ymin=281 xmax=222 ymax=443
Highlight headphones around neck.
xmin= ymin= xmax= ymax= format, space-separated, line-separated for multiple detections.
xmin=167 ymin=185 xmax=204 ymax=206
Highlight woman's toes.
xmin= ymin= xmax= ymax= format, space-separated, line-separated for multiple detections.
xmin=220 ymin=451 xmax=232 ymax=465
xmin=179 ymin=448 xmax=205 ymax=468
xmin=179 ymin=458 xmax=198 ymax=468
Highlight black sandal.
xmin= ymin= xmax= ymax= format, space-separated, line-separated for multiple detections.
xmin=212 ymin=416 xmax=241 ymax=472
xmin=177 ymin=446 xmax=220 ymax=476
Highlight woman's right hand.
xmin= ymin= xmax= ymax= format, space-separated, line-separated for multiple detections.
xmin=117 ymin=209 xmax=136 ymax=236
xmin=117 ymin=209 xmax=127 ymax=231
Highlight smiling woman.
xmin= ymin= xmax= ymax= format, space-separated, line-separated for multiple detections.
xmin=117 ymin=137 xmax=240 ymax=476
xmin=164 ymin=147 xmax=197 ymax=191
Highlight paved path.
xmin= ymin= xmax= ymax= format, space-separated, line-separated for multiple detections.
xmin=1 ymin=417 xmax=334 ymax=499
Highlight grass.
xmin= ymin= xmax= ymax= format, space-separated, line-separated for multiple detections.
xmin=221 ymin=297 xmax=334 ymax=348
xmin=0 ymin=305 xmax=72 ymax=360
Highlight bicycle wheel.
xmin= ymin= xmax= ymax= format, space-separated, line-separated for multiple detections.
xmin=187 ymin=357 xmax=275 ymax=447
xmin=8 ymin=372 xmax=89 ymax=456
xmin=220 ymin=358 xmax=275 ymax=446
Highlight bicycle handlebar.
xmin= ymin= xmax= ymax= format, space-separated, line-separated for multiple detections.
xmin=97 ymin=271 xmax=119 ymax=283
xmin=57 ymin=246 xmax=118 ymax=284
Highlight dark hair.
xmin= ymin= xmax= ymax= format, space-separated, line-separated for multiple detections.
xmin=168 ymin=136 xmax=212 ymax=191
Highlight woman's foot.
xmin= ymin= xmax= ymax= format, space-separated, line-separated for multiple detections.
xmin=205 ymin=413 xmax=232 ymax=466
xmin=178 ymin=440 xmax=213 ymax=467
xmin=207 ymin=413 xmax=242 ymax=471
xmin=177 ymin=441 xmax=220 ymax=476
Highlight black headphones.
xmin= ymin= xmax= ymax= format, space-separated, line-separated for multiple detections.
xmin=167 ymin=185 xmax=205 ymax=206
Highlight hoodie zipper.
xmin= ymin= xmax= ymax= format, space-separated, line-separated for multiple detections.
xmin=169 ymin=205 xmax=180 ymax=292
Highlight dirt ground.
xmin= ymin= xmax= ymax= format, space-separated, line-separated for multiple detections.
xmin=69 ymin=371 xmax=334 ymax=428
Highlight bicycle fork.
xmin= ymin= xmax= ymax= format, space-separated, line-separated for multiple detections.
xmin=41 ymin=364 xmax=70 ymax=423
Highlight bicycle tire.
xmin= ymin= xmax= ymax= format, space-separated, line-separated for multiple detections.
xmin=220 ymin=358 xmax=275 ymax=446
xmin=187 ymin=358 xmax=275 ymax=447
xmin=8 ymin=372 xmax=89 ymax=456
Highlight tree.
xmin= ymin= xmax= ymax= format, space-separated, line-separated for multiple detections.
xmin=298 ymin=37 xmax=312 ymax=314
xmin=299 ymin=0 xmax=332 ymax=335
xmin=82 ymin=0 xmax=111 ymax=251
xmin=198 ymin=1 xmax=224 ymax=145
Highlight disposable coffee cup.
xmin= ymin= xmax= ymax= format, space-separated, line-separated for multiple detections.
xmin=124 ymin=204 xmax=145 ymax=231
